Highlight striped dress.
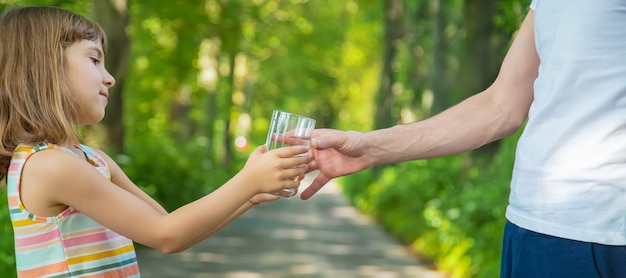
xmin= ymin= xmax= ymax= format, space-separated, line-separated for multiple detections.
xmin=7 ymin=143 xmax=140 ymax=277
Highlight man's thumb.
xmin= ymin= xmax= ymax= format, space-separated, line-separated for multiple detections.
xmin=311 ymin=138 xmax=325 ymax=149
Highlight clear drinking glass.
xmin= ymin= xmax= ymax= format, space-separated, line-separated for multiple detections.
xmin=265 ymin=110 xmax=316 ymax=198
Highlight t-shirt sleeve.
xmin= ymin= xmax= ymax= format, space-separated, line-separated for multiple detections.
xmin=530 ymin=0 xmax=537 ymax=10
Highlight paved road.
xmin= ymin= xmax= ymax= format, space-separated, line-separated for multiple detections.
xmin=136 ymin=174 xmax=447 ymax=278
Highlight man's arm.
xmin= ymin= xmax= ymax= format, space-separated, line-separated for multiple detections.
xmin=302 ymin=10 xmax=539 ymax=200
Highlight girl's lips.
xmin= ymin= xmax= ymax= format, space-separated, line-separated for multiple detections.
xmin=99 ymin=91 xmax=109 ymax=99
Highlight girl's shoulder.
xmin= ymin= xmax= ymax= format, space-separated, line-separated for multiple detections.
xmin=12 ymin=142 xmax=111 ymax=180
xmin=11 ymin=142 xmax=81 ymax=175
xmin=8 ymin=143 xmax=85 ymax=218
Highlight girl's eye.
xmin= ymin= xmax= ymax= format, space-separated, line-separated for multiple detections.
xmin=90 ymin=57 xmax=100 ymax=64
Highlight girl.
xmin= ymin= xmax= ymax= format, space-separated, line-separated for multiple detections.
xmin=0 ymin=6 xmax=309 ymax=277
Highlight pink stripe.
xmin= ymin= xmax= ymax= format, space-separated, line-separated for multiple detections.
xmin=8 ymin=161 xmax=21 ymax=171
xmin=63 ymin=231 xmax=113 ymax=248
xmin=8 ymin=196 xmax=19 ymax=206
xmin=15 ymin=229 xmax=60 ymax=247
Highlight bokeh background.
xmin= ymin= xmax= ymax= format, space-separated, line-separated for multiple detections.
xmin=0 ymin=0 xmax=530 ymax=277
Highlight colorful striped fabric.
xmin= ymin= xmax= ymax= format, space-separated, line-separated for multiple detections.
xmin=7 ymin=143 xmax=140 ymax=277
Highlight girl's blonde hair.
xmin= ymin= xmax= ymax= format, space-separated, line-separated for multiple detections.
xmin=0 ymin=6 xmax=108 ymax=180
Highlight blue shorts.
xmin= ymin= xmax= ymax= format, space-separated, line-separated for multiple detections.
xmin=501 ymin=221 xmax=626 ymax=278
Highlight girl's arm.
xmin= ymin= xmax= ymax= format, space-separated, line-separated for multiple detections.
xmin=20 ymin=145 xmax=309 ymax=254
xmin=99 ymin=149 xmax=286 ymax=241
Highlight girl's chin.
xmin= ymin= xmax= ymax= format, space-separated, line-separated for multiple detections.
xmin=76 ymin=114 xmax=106 ymax=125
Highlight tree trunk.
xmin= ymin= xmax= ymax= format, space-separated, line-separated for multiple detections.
xmin=406 ymin=1 xmax=428 ymax=117
xmin=206 ymin=85 xmax=218 ymax=160
xmin=375 ymin=0 xmax=405 ymax=130
xmin=458 ymin=0 xmax=499 ymax=100
xmin=92 ymin=0 xmax=130 ymax=153
xmin=459 ymin=0 xmax=502 ymax=157
xmin=216 ymin=0 xmax=243 ymax=167
xmin=221 ymin=54 xmax=236 ymax=166
xmin=429 ymin=0 xmax=450 ymax=114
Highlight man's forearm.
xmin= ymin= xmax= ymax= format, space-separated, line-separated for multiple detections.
xmin=365 ymin=90 xmax=522 ymax=166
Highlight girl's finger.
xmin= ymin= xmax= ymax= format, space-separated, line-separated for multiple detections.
xmin=272 ymin=145 xmax=309 ymax=158
xmin=281 ymin=156 xmax=310 ymax=168
xmin=281 ymin=166 xmax=307 ymax=180
xmin=281 ymin=178 xmax=300 ymax=190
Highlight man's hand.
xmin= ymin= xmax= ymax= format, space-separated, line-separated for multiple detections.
xmin=300 ymin=129 xmax=372 ymax=200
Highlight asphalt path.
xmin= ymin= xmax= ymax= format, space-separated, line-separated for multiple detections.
xmin=136 ymin=174 xmax=447 ymax=278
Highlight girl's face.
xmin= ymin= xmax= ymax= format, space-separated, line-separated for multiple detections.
xmin=64 ymin=39 xmax=115 ymax=125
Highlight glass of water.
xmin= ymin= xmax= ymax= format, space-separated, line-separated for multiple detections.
xmin=265 ymin=109 xmax=316 ymax=198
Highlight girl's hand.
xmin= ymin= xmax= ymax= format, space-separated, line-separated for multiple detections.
xmin=248 ymin=193 xmax=280 ymax=205
xmin=240 ymin=145 xmax=309 ymax=194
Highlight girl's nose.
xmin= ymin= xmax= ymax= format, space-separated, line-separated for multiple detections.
xmin=104 ymin=69 xmax=115 ymax=88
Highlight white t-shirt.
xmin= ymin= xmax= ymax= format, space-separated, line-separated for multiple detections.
xmin=506 ymin=0 xmax=626 ymax=245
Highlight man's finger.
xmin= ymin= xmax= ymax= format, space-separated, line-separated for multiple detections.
xmin=311 ymin=137 xmax=335 ymax=150
xmin=300 ymin=173 xmax=331 ymax=200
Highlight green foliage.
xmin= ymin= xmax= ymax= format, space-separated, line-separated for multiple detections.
xmin=341 ymin=131 xmax=522 ymax=278
xmin=0 ymin=193 xmax=16 ymax=277
xmin=495 ymin=0 xmax=530 ymax=34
